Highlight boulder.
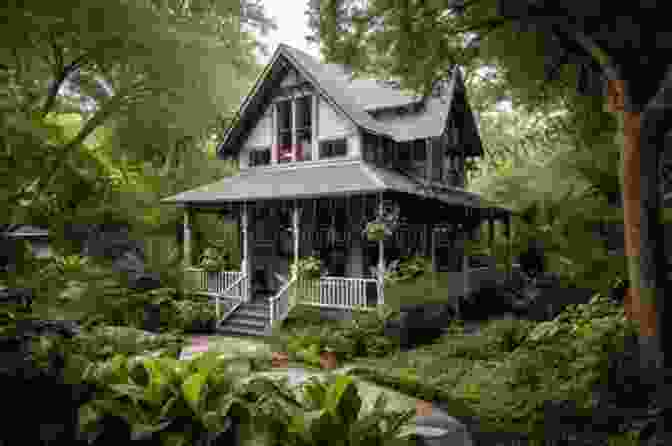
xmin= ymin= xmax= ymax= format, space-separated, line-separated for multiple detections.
xmin=385 ymin=304 xmax=454 ymax=350
xmin=414 ymin=409 xmax=474 ymax=446
xmin=0 ymin=318 xmax=91 ymax=445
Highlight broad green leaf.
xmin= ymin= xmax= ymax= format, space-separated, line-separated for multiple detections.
xmin=130 ymin=420 xmax=172 ymax=441
xmin=324 ymin=375 xmax=362 ymax=426
xmin=109 ymin=383 xmax=145 ymax=404
xmin=182 ymin=372 xmax=208 ymax=413
xmin=78 ymin=402 xmax=103 ymax=432
xmin=160 ymin=431 xmax=190 ymax=446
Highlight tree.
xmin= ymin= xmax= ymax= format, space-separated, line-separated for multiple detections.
xmin=0 ymin=0 xmax=271 ymax=229
xmin=307 ymin=0 xmax=671 ymax=375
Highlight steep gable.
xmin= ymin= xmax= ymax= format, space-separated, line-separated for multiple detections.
xmin=218 ymin=44 xmax=483 ymax=160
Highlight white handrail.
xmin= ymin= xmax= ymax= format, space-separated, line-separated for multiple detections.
xmin=215 ymin=273 xmax=247 ymax=320
xmin=269 ymin=275 xmax=297 ymax=325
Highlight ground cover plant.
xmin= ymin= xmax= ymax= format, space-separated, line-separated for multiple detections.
xmin=350 ymin=294 xmax=646 ymax=442
xmin=274 ymin=304 xmax=400 ymax=366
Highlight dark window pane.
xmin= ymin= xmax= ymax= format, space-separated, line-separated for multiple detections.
xmin=277 ymin=100 xmax=291 ymax=131
xmin=383 ymin=139 xmax=395 ymax=164
xmin=398 ymin=142 xmax=411 ymax=162
xmin=334 ymin=140 xmax=347 ymax=156
xmin=295 ymin=95 xmax=312 ymax=129
xmin=319 ymin=141 xmax=332 ymax=158
xmin=413 ymin=140 xmax=426 ymax=161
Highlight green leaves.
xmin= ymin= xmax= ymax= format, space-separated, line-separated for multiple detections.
xmin=181 ymin=371 xmax=208 ymax=413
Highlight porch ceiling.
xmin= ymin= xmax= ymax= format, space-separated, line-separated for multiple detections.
xmin=161 ymin=159 xmax=511 ymax=215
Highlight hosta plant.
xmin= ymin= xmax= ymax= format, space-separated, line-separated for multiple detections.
xmin=77 ymin=351 xmax=280 ymax=446
xmin=278 ymin=374 xmax=416 ymax=446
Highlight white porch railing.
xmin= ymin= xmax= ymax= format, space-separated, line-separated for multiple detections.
xmin=215 ymin=274 xmax=248 ymax=321
xmin=213 ymin=275 xmax=249 ymax=323
xmin=201 ymin=270 xmax=244 ymax=295
xmin=297 ymin=276 xmax=380 ymax=310
xmin=269 ymin=275 xmax=296 ymax=326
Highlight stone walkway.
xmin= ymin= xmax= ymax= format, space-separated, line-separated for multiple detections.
xmin=181 ymin=335 xmax=474 ymax=445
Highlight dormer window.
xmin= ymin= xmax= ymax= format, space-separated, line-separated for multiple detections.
xmin=276 ymin=100 xmax=292 ymax=163
xmin=275 ymin=95 xmax=312 ymax=162
xmin=295 ymin=95 xmax=312 ymax=161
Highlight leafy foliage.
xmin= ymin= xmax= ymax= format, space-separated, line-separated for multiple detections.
xmin=291 ymin=256 xmax=323 ymax=280
xmin=272 ymin=374 xmax=416 ymax=446
xmin=76 ymin=351 xmax=278 ymax=445
xmin=351 ymin=294 xmax=643 ymax=440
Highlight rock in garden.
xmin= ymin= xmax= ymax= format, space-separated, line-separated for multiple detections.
xmin=385 ymin=304 xmax=454 ymax=350
xmin=414 ymin=409 xmax=474 ymax=446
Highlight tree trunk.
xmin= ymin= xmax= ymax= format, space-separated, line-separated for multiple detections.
xmin=610 ymin=78 xmax=667 ymax=376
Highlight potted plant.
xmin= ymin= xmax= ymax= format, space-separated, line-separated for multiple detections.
xmin=269 ymin=333 xmax=290 ymax=368
xmin=363 ymin=221 xmax=388 ymax=242
xmin=317 ymin=329 xmax=347 ymax=370
xmin=290 ymin=256 xmax=322 ymax=280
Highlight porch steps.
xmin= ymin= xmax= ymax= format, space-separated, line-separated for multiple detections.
xmin=217 ymin=298 xmax=271 ymax=337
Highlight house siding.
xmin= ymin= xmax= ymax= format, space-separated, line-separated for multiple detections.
xmin=244 ymin=110 xmax=272 ymax=149
xmin=318 ymin=98 xmax=354 ymax=141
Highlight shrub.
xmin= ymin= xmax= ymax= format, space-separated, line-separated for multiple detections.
xmin=173 ymin=299 xmax=217 ymax=333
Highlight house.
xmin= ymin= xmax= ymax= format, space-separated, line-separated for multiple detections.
xmin=162 ymin=44 xmax=514 ymax=336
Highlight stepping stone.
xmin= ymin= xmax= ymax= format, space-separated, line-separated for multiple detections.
xmin=413 ymin=407 xmax=474 ymax=446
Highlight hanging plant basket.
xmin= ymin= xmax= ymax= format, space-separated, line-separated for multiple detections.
xmin=364 ymin=222 xmax=393 ymax=242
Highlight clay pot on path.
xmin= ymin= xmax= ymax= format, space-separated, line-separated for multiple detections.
xmin=319 ymin=351 xmax=338 ymax=370
xmin=416 ymin=400 xmax=434 ymax=417
xmin=271 ymin=351 xmax=289 ymax=368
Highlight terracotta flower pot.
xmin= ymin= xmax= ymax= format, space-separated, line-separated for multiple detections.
xmin=416 ymin=400 xmax=434 ymax=417
xmin=320 ymin=351 xmax=338 ymax=370
xmin=271 ymin=351 xmax=289 ymax=368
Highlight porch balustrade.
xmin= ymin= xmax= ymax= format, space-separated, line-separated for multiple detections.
xmin=297 ymin=276 xmax=380 ymax=309
xmin=269 ymin=276 xmax=296 ymax=325
xmin=197 ymin=270 xmax=244 ymax=295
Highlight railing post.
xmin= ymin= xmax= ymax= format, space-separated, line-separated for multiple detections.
xmin=183 ymin=207 xmax=193 ymax=268
xmin=241 ymin=202 xmax=251 ymax=302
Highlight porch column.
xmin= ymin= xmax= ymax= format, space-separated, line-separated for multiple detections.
xmin=292 ymin=200 xmax=300 ymax=277
xmin=183 ymin=207 xmax=193 ymax=267
xmin=431 ymin=226 xmax=438 ymax=272
xmin=463 ymin=225 xmax=470 ymax=302
xmin=241 ymin=202 xmax=252 ymax=301
xmin=504 ymin=214 xmax=512 ymax=280
xmin=377 ymin=195 xmax=385 ymax=305
xmin=488 ymin=210 xmax=495 ymax=255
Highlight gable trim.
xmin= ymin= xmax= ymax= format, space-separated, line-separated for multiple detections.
xmin=218 ymin=45 xmax=367 ymax=160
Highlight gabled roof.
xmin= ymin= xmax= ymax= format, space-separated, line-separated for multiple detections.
xmin=161 ymin=159 xmax=505 ymax=212
xmin=218 ymin=44 xmax=483 ymax=159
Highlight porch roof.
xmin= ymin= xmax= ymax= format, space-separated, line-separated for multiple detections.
xmin=161 ymin=159 xmax=507 ymax=213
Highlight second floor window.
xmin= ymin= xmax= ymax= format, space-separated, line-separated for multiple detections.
xmin=276 ymin=100 xmax=292 ymax=163
xmin=275 ymin=96 xmax=313 ymax=162
xmin=319 ymin=139 xmax=347 ymax=158
xmin=249 ymin=148 xmax=270 ymax=167
xmin=295 ymin=95 xmax=312 ymax=161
